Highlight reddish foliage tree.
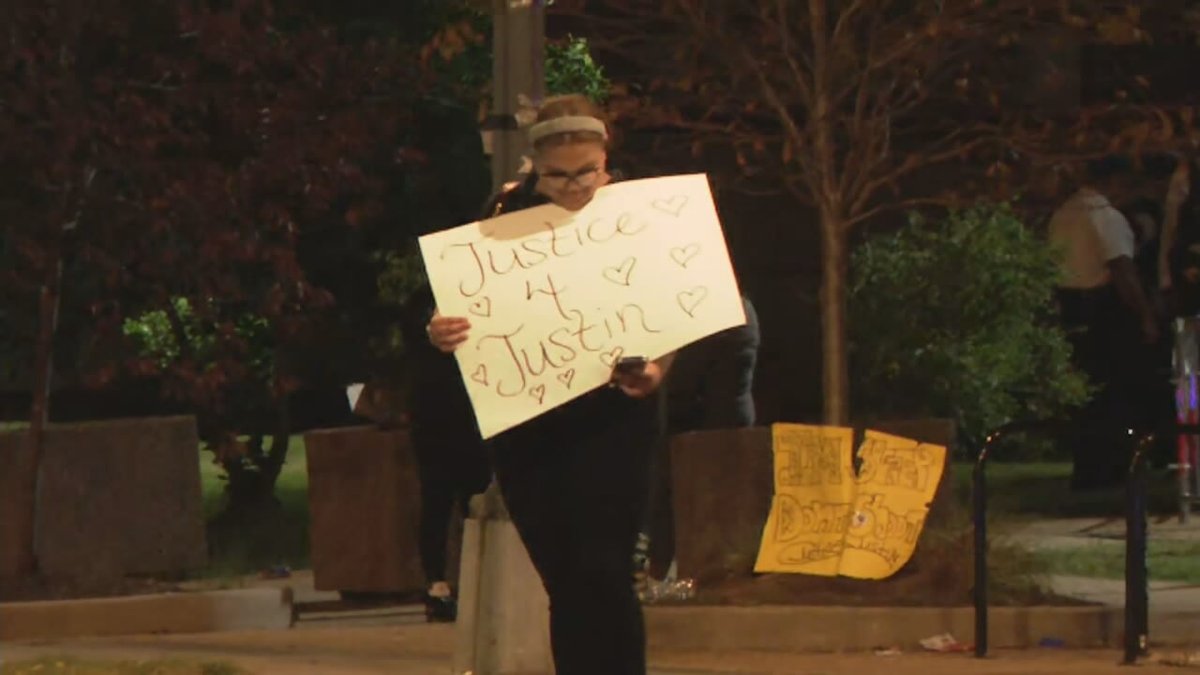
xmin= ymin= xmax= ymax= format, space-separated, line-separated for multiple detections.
xmin=1 ymin=0 xmax=424 ymax=570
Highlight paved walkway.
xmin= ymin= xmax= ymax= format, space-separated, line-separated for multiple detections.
xmin=3 ymin=624 xmax=1198 ymax=674
xmin=1002 ymin=517 xmax=1200 ymax=612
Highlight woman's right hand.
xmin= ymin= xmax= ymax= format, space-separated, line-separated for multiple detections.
xmin=427 ymin=311 xmax=471 ymax=353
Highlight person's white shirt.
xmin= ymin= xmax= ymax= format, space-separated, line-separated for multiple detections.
xmin=1048 ymin=187 xmax=1136 ymax=289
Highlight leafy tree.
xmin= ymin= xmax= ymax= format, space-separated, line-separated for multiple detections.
xmin=546 ymin=37 xmax=609 ymax=103
xmin=850 ymin=203 xmax=1089 ymax=445
xmin=1 ymin=0 xmax=424 ymax=572
xmin=553 ymin=0 xmax=1198 ymax=424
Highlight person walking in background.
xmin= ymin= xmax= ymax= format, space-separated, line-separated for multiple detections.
xmin=664 ymin=293 xmax=761 ymax=432
xmin=399 ymin=284 xmax=492 ymax=623
xmin=396 ymin=98 xmax=494 ymax=623
xmin=1159 ymin=155 xmax=1200 ymax=509
xmin=1050 ymin=159 xmax=1160 ymax=490
xmin=426 ymin=94 xmax=667 ymax=675
xmin=1121 ymin=196 xmax=1175 ymax=467
xmin=636 ymin=293 xmax=761 ymax=585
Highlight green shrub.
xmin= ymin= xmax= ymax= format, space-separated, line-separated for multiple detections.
xmin=546 ymin=36 xmax=609 ymax=102
xmin=122 ymin=298 xmax=272 ymax=378
xmin=849 ymin=202 xmax=1089 ymax=448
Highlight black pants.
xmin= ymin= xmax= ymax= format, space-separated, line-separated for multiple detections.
xmin=1058 ymin=286 xmax=1143 ymax=489
xmin=411 ymin=425 xmax=492 ymax=586
xmin=492 ymin=389 xmax=654 ymax=675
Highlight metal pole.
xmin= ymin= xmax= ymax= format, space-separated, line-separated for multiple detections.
xmin=489 ymin=0 xmax=546 ymax=192
xmin=1124 ymin=432 xmax=1153 ymax=665
xmin=971 ymin=420 xmax=1062 ymax=659
xmin=973 ymin=450 xmax=988 ymax=658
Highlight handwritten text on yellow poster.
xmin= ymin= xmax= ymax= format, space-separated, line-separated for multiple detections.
xmin=754 ymin=425 xmax=947 ymax=580
xmin=754 ymin=424 xmax=855 ymax=576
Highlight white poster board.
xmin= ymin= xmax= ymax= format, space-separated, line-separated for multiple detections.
xmin=418 ymin=173 xmax=746 ymax=439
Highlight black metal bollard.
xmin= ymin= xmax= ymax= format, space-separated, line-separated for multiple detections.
xmin=972 ymin=420 xmax=1064 ymax=659
xmin=973 ymin=435 xmax=994 ymax=659
xmin=1124 ymin=433 xmax=1153 ymax=665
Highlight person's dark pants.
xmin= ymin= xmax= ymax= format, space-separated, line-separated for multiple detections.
xmin=1058 ymin=286 xmax=1142 ymax=490
xmin=411 ymin=425 xmax=492 ymax=586
xmin=491 ymin=391 xmax=654 ymax=675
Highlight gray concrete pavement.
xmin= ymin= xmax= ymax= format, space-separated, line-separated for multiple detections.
xmin=2 ymin=624 xmax=1197 ymax=675
xmin=1003 ymin=516 xmax=1200 ymax=610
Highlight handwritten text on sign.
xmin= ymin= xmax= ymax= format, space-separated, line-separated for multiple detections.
xmin=418 ymin=174 xmax=746 ymax=439
xmin=754 ymin=425 xmax=947 ymax=580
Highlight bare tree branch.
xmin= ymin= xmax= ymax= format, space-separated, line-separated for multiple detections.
xmin=830 ymin=0 xmax=871 ymax=46
xmin=844 ymin=195 xmax=961 ymax=229
xmin=851 ymin=130 xmax=996 ymax=218
xmin=772 ymin=0 xmax=815 ymax=108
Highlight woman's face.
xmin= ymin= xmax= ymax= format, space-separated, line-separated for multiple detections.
xmin=533 ymin=141 xmax=609 ymax=212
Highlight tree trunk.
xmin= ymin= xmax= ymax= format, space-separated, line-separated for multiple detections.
xmin=218 ymin=394 xmax=291 ymax=515
xmin=819 ymin=211 xmax=850 ymax=425
xmin=14 ymin=274 xmax=62 ymax=575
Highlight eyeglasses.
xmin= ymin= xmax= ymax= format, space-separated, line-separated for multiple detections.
xmin=539 ymin=166 xmax=604 ymax=189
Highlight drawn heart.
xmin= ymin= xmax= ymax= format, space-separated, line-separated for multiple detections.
xmin=599 ymin=346 xmax=625 ymax=368
xmin=529 ymin=384 xmax=546 ymax=404
xmin=471 ymin=364 xmax=489 ymax=386
xmin=651 ymin=195 xmax=688 ymax=217
xmin=557 ymin=368 xmax=576 ymax=388
xmin=677 ymin=287 xmax=709 ymax=317
xmin=670 ymin=243 xmax=701 ymax=268
xmin=602 ymin=257 xmax=636 ymax=286
xmin=468 ymin=296 xmax=492 ymax=318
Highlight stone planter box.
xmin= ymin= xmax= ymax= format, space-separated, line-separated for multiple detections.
xmin=0 ymin=416 xmax=207 ymax=586
xmin=304 ymin=426 xmax=461 ymax=595
xmin=670 ymin=420 xmax=957 ymax=584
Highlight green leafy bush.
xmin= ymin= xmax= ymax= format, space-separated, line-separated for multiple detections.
xmin=849 ymin=203 xmax=1089 ymax=447
xmin=546 ymin=36 xmax=609 ymax=102
xmin=122 ymin=298 xmax=272 ymax=379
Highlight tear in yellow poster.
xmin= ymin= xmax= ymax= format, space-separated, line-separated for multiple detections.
xmin=753 ymin=425 xmax=947 ymax=580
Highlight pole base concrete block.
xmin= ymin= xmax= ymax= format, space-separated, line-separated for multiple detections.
xmin=454 ymin=484 xmax=553 ymax=675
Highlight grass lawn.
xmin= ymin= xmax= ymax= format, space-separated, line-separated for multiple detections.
xmin=950 ymin=461 xmax=1180 ymax=519
xmin=949 ymin=461 xmax=1194 ymax=585
xmin=197 ymin=435 xmax=311 ymax=581
xmin=1034 ymin=539 xmax=1200 ymax=584
xmin=0 ymin=657 xmax=245 ymax=675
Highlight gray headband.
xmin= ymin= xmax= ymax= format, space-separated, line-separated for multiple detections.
xmin=527 ymin=116 xmax=608 ymax=145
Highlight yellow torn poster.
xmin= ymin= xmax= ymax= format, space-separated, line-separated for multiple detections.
xmin=754 ymin=425 xmax=947 ymax=580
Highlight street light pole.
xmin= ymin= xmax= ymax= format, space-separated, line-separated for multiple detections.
xmin=451 ymin=5 xmax=554 ymax=673
xmin=487 ymin=0 xmax=545 ymax=192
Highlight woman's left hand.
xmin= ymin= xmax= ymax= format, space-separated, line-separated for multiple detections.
xmin=613 ymin=361 xmax=665 ymax=399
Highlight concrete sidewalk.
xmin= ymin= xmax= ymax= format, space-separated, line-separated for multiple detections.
xmin=2 ymin=624 xmax=1198 ymax=675
xmin=1004 ymin=516 xmax=1200 ymax=617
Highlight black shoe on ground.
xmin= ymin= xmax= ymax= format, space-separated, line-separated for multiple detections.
xmin=424 ymin=593 xmax=457 ymax=623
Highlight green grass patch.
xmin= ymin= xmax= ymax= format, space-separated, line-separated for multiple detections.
xmin=951 ymin=461 xmax=1178 ymax=518
xmin=197 ymin=435 xmax=310 ymax=580
xmin=0 ymin=657 xmax=247 ymax=675
xmin=1034 ymin=539 xmax=1200 ymax=584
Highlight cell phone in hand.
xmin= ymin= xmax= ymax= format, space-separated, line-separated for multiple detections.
xmin=614 ymin=356 xmax=648 ymax=375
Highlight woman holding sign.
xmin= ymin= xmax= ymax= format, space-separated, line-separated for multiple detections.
xmin=427 ymin=94 xmax=668 ymax=675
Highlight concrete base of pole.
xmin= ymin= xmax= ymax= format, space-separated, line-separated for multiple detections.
xmin=453 ymin=481 xmax=553 ymax=675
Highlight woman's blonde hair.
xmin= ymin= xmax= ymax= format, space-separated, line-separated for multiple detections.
xmin=532 ymin=94 xmax=609 ymax=151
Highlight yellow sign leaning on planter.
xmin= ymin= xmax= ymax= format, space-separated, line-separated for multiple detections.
xmin=754 ymin=424 xmax=947 ymax=580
